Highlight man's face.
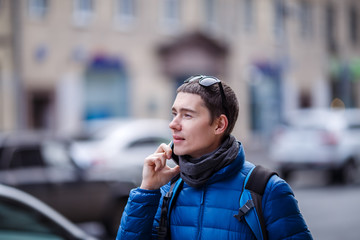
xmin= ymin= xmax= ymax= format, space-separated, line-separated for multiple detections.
xmin=169 ymin=92 xmax=221 ymax=158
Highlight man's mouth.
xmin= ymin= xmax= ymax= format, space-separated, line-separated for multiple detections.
xmin=173 ymin=136 xmax=185 ymax=142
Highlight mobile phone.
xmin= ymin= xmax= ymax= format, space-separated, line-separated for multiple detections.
xmin=169 ymin=141 xmax=179 ymax=164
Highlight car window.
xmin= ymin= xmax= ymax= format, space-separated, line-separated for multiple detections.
xmin=41 ymin=141 xmax=73 ymax=168
xmin=0 ymin=197 xmax=69 ymax=240
xmin=348 ymin=123 xmax=360 ymax=129
xmin=9 ymin=147 xmax=45 ymax=169
xmin=127 ymin=137 xmax=170 ymax=149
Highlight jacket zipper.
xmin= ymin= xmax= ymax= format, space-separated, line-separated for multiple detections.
xmin=197 ymin=186 xmax=206 ymax=240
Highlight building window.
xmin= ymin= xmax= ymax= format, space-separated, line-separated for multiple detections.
xmin=28 ymin=0 xmax=49 ymax=19
xmin=161 ymin=0 xmax=180 ymax=31
xmin=114 ymin=0 xmax=136 ymax=28
xmin=243 ymin=0 xmax=256 ymax=32
xmin=273 ymin=0 xmax=286 ymax=38
xmin=325 ymin=3 xmax=337 ymax=53
xmin=204 ymin=0 xmax=217 ymax=30
xmin=349 ymin=5 xmax=359 ymax=45
xmin=73 ymin=0 xmax=94 ymax=27
xmin=298 ymin=0 xmax=313 ymax=39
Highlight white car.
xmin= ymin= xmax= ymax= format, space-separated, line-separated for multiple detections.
xmin=70 ymin=118 xmax=172 ymax=172
xmin=269 ymin=108 xmax=360 ymax=183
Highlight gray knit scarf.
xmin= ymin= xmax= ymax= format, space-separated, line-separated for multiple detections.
xmin=178 ymin=135 xmax=239 ymax=188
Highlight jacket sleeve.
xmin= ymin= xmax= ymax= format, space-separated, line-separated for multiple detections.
xmin=116 ymin=187 xmax=162 ymax=240
xmin=262 ymin=176 xmax=313 ymax=240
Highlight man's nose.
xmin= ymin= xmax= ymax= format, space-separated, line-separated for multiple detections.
xmin=169 ymin=116 xmax=180 ymax=130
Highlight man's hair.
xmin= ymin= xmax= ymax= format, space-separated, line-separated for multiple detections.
xmin=177 ymin=78 xmax=239 ymax=137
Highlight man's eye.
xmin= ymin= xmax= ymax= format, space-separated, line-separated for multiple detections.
xmin=184 ymin=114 xmax=192 ymax=118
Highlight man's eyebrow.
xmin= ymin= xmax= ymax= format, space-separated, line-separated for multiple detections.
xmin=172 ymin=107 xmax=197 ymax=113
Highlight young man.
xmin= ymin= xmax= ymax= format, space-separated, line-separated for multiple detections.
xmin=117 ymin=75 xmax=313 ymax=240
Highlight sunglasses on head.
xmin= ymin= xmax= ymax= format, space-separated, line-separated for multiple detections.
xmin=184 ymin=75 xmax=229 ymax=118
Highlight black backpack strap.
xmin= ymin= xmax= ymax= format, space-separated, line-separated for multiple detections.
xmin=157 ymin=174 xmax=182 ymax=240
xmin=245 ymin=165 xmax=277 ymax=240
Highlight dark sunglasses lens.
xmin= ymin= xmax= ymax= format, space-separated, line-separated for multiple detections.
xmin=199 ymin=77 xmax=219 ymax=87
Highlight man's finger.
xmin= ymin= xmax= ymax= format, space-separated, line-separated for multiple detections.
xmin=155 ymin=143 xmax=172 ymax=159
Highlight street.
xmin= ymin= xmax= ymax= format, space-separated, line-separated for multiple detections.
xmin=295 ymin=184 xmax=360 ymax=240
xmin=287 ymin=169 xmax=360 ymax=240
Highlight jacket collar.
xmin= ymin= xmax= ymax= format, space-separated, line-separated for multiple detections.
xmin=206 ymin=142 xmax=245 ymax=185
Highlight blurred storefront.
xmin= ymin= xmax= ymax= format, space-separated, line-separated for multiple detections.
xmin=83 ymin=54 xmax=129 ymax=120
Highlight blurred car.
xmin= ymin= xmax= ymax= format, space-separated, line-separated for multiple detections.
xmin=0 ymin=183 xmax=97 ymax=240
xmin=70 ymin=118 xmax=172 ymax=168
xmin=269 ymin=108 xmax=360 ymax=183
xmin=0 ymin=131 xmax=138 ymax=236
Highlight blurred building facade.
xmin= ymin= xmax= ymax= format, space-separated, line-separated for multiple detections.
xmin=0 ymin=0 xmax=360 ymax=142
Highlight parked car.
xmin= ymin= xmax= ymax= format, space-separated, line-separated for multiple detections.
xmin=269 ymin=108 xmax=360 ymax=183
xmin=0 ymin=131 xmax=138 ymax=236
xmin=0 ymin=183 xmax=97 ymax=240
xmin=70 ymin=118 xmax=172 ymax=168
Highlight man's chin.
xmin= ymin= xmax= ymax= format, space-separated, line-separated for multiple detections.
xmin=174 ymin=147 xmax=188 ymax=156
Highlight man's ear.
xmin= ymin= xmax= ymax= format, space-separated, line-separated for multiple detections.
xmin=215 ymin=114 xmax=228 ymax=135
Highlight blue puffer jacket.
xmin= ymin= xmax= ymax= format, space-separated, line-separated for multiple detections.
xmin=117 ymin=144 xmax=313 ymax=240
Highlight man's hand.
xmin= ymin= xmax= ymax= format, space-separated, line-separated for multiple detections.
xmin=140 ymin=143 xmax=180 ymax=190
